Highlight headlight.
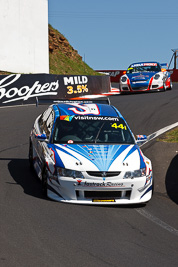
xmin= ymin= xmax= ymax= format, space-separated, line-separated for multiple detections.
xmin=124 ymin=168 xmax=146 ymax=179
xmin=154 ymin=74 xmax=160 ymax=80
xmin=57 ymin=167 xmax=84 ymax=178
xmin=121 ymin=76 xmax=127 ymax=82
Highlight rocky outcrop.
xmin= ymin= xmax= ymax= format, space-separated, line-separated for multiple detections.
xmin=49 ymin=25 xmax=82 ymax=62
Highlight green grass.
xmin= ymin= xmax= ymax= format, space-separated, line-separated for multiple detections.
xmin=49 ymin=24 xmax=101 ymax=75
xmin=158 ymin=127 xmax=178 ymax=143
xmin=49 ymin=49 xmax=100 ymax=75
xmin=0 ymin=70 xmax=13 ymax=75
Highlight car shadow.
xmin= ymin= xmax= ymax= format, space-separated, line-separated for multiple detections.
xmin=4 ymin=157 xmax=45 ymax=200
xmin=2 ymin=157 xmax=152 ymax=207
xmin=165 ymin=153 xmax=178 ymax=204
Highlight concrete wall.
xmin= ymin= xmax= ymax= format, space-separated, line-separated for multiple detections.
xmin=0 ymin=0 xmax=49 ymax=74
xmin=169 ymin=69 xmax=178 ymax=82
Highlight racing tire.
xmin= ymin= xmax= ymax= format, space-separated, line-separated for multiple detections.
xmin=167 ymin=82 xmax=173 ymax=90
xmin=162 ymin=83 xmax=166 ymax=92
xmin=42 ymin=167 xmax=48 ymax=197
xmin=29 ymin=141 xmax=34 ymax=169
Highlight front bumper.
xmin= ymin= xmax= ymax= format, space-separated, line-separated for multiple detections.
xmin=47 ymin=175 xmax=153 ymax=205
xmin=120 ymin=83 xmax=164 ymax=92
xmin=120 ymin=78 xmax=164 ymax=93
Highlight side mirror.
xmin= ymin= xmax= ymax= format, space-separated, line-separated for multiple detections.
xmin=35 ymin=133 xmax=48 ymax=142
xmin=136 ymin=135 xmax=147 ymax=145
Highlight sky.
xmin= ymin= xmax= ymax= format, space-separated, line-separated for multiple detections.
xmin=48 ymin=0 xmax=178 ymax=70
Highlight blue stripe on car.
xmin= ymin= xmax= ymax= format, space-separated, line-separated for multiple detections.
xmin=55 ymin=144 xmax=132 ymax=171
xmin=140 ymin=185 xmax=152 ymax=199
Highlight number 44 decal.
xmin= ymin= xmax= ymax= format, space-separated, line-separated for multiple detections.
xmin=111 ymin=123 xmax=127 ymax=130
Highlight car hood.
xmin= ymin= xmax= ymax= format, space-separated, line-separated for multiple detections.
xmin=127 ymin=72 xmax=156 ymax=82
xmin=51 ymin=144 xmax=146 ymax=172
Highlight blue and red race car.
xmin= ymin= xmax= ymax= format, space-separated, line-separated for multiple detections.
xmin=120 ymin=61 xmax=172 ymax=93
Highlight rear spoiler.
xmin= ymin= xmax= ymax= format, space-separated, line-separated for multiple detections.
xmin=36 ymin=97 xmax=110 ymax=107
xmin=160 ymin=63 xmax=168 ymax=67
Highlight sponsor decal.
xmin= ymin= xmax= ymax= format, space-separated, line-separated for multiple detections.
xmin=60 ymin=115 xmax=75 ymax=121
xmin=131 ymin=63 xmax=157 ymax=67
xmin=68 ymin=103 xmax=100 ymax=115
xmin=92 ymin=199 xmax=115 ymax=202
xmin=77 ymin=181 xmax=124 ymax=187
xmin=132 ymin=74 xmax=149 ymax=79
xmin=74 ymin=116 xmax=120 ymax=121
xmin=77 ymin=179 xmax=82 ymax=185
xmin=143 ymin=63 xmax=157 ymax=66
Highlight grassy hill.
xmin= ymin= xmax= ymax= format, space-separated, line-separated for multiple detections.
xmin=0 ymin=25 xmax=100 ymax=75
xmin=49 ymin=25 xmax=99 ymax=75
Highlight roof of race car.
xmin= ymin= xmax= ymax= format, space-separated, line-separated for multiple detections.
xmin=52 ymin=102 xmax=122 ymax=118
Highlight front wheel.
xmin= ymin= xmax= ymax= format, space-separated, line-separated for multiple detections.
xmin=162 ymin=83 xmax=166 ymax=91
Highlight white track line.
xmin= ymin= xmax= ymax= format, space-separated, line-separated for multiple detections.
xmin=136 ymin=208 xmax=178 ymax=236
xmin=141 ymin=122 xmax=178 ymax=147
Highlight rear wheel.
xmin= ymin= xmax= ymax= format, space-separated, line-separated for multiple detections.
xmin=167 ymin=80 xmax=173 ymax=90
xmin=42 ymin=167 xmax=48 ymax=197
xmin=29 ymin=141 xmax=34 ymax=169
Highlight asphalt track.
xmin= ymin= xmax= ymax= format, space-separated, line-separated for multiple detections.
xmin=0 ymin=84 xmax=178 ymax=266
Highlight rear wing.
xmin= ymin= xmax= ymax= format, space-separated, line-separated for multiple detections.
xmin=36 ymin=97 xmax=111 ymax=107
xmin=160 ymin=63 xmax=168 ymax=68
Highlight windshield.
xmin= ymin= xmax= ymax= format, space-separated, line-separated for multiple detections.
xmin=127 ymin=63 xmax=161 ymax=73
xmin=52 ymin=116 xmax=135 ymax=144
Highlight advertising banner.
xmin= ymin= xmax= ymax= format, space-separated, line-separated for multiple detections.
xmin=0 ymin=74 xmax=111 ymax=107
xmin=96 ymin=70 xmax=126 ymax=82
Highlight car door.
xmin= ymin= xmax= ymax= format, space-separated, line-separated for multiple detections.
xmin=35 ymin=107 xmax=54 ymax=178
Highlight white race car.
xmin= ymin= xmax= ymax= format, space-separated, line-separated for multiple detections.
xmin=29 ymin=99 xmax=153 ymax=205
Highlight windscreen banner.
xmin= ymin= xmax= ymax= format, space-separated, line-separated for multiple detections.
xmin=0 ymin=74 xmax=111 ymax=107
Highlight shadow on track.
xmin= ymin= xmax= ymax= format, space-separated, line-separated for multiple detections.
xmin=165 ymin=154 xmax=178 ymax=204
xmin=2 ymin=157 xmax=149 ymax=208
xmin=2 ymin=157 xmax=45 ymax=200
